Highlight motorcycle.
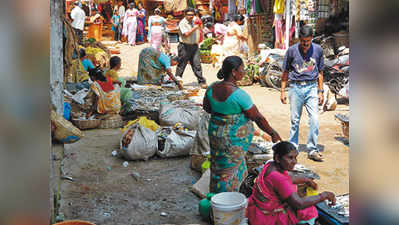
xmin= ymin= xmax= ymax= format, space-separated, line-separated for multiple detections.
xmin=323 ymin=46 xmax=350 ymax=95
xmin=257 ymin=47 xmax=287 ymax=90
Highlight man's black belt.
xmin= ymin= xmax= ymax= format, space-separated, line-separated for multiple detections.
xmin=290 ymin=80 xmax=317 ymax=85
xmin=179 ymin=42 xmax=197 ymax=46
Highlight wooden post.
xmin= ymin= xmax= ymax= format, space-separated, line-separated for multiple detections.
xmin=51 ymin=0 xmax=65 ymax=115
xmin=50 ymin=0 xmax=65 ymax=223
xmin=285 ymin=0 xmax=290 ymax=49
xmin=247 ymin=17 xmax=255 ymax=56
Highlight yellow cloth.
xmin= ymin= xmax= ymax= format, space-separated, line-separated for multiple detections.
xmin=71 ymin=59 xmax=90 ymax=83
xmin=106 ymin=69 xmax=119 ymax=82
xmin=121 ymin=116 xmax=160 ymax=133
xmin=90 ymin=82 xmax=121 ymax=114
xmin=274 ymin=0 xmax=285 ymax=14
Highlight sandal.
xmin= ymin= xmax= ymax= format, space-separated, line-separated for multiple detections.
xmin=308 ymin=150 xmax=323 ymax=162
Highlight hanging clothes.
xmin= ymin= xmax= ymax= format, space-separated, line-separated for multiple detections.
xmin=273 ymin=0 xmax=285 ymax=15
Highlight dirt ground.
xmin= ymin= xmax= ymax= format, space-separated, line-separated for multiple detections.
xmin=53 ymin=41 xmax=349 ymax=224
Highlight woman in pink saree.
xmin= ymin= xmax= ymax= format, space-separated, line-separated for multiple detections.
xmin=247 ymin=142 xmax=336 ymax=225
xmin=148 ymin=8 xmax=167 ymax=51
xmin=122 ymin=2 xmax=139 ymax=46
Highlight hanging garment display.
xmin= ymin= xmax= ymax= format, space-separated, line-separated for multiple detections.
xmin=273 ymin=0 xmax=285 ymax=15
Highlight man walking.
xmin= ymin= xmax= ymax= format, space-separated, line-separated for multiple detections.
xmin=176 ymin=8 xmax=207 ymax=89
xmin=280 ymin=25 xmax=325 ymax=162
xmin=71 ymin=1 xmax=86 ymax=45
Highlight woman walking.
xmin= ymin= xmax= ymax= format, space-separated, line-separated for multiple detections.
xmin=136 ymin=2 xmax=146 ymax=44
xmin=122 ymin=2 xmax=139 ymax=46
xmin=147 ymin=8 xmax=167 ymax=50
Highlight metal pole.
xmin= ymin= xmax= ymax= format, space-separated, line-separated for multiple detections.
xmin=285 ymin=0 xmax=290 ymax=49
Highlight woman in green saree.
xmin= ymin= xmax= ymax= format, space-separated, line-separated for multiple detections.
xmin=203 ymin=56 xmax=282 ymax=193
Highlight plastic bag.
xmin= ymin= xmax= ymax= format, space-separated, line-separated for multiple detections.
xmin=119 ymin=124 xmax=158 ymax=160
xmin=190 ymin=112 xmax=211 ymax=155
xmin=64 ymin=102 xmax=72 ymax=120
xmin=51 ymin=110 xmax=83 ymax=144
xmin=157 ymin=128 xmax=196 ymax=158
xmin=122 ymin=116 xmax=160 ymax=133
xmin=159 ymin=103 xmax=203 ymax=130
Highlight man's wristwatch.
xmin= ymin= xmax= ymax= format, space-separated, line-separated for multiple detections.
xmin=318 ymin=89 xmax=324 ymax=94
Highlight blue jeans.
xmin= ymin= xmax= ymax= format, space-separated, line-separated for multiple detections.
xmin=288 ymin=82 xmax=319 ymax=152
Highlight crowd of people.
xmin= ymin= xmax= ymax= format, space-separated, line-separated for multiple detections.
xmin=68 ymin=1 xmax=337 ymax=223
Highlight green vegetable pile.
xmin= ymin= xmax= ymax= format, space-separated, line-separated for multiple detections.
xmin=200 ymin=38 xmax=215 ymax=57
xmin=200 ymin=38 xmax=215 ymax=51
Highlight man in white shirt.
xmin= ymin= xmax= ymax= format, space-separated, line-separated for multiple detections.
xmin=175 ymin=8 xmax=207 ymax=88
xmin=71 ymin=1 xmax=86 ymax=44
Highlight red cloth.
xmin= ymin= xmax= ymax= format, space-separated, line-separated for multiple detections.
xmin=97 ymin=77 xmax=115 ymax=92
xmin=247 ymin=162 xmax=318 ymax=225
xmin=194 ymin=17 xmax=204 ymax=42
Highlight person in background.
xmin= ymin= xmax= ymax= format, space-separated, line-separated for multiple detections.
xmin=88 ymin=0 xmax=98 ymax=16
xmin=213 ymin=21 xmax=228 ymax=44
xmin=193 ymin=9 xmax=203 ymax=43
xmin=238 ymin=8 xmax=249 ymax=56
xmin=87 ymin=9 xmax=104 ymax=42
xmin=81 ymin=2 xmax=90 ymax=17
xmin=89 ymin=67 xmax=121 ymax=115
xmin=147 ymin=8 xmax=167 ymax=51
xmin=79 ymin=48 xmax=95 ymax=72
xmin=118 ymin=0 xmax=126 ymax=41
xmin=203 ymin=56 xmax=282 ymax=193
xmin=122 ymin=2 xmax=139 ymax=46
xmin=222 ymin=15 xmax=246 ymax=58
xmin=102 ymin=0 xmax=113 ymax=23
xmin=70 ymin=1 xmax=86 ymax=45
xmin=203 ymin=22 xmax=214 ymax=39
xmin=280 ymin=25 xmax=325 ymax=162
xmin=247 ymin=141 xmax=336 ymax=225
xmin=105 ymin=56 xmax=122 ymax=85
xmin=137 ymin=47 xmax=183 ymax=89
xmin=66 ymin=49 xmax=92 ymax=93
xmin=136 ymin=2 xmax=146 ymax=44
xmin=111 ymin=9 xmax=121 ymax=41
xmin=176 ymin=8 xmax=207 ymax=89
xmin=106 ymin=56 xmax=137 ymax=105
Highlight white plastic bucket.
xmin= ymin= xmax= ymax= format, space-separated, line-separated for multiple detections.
xmin=211 ymin=192 xmax=248 ymax=225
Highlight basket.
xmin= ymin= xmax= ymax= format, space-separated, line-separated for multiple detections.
xmin=200 ymin=54 xmax=212 ymax=64
xmin=53 ymin=220 xmax=96 ymax=225
xmin=109 ymin=48 xmax=120 ymax=54
xmin=72 ymin=118 xmax=101 ymax=130
xmin=99 ymin=114 xmax=124 ymax=129
xmin=51 ymin=110 xmax=84 ymax=144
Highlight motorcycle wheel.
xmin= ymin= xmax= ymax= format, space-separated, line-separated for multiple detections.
xmin=265 ymin=62 xmax=286 ymax=91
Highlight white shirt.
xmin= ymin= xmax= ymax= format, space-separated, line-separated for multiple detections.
xmin=71 ymin=6 xmax=86 ymax=30
xmin=119 ymin=5 xmax=126 ymax=20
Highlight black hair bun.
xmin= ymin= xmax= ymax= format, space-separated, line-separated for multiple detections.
xmin=217 ymin=69 xmax=224 ymax=79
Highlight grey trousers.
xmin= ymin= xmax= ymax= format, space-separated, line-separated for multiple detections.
xmin=74 ymin=28 xmax=83 ymax=45
xmin=175 ymin=42 xmax=206 ymax=84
